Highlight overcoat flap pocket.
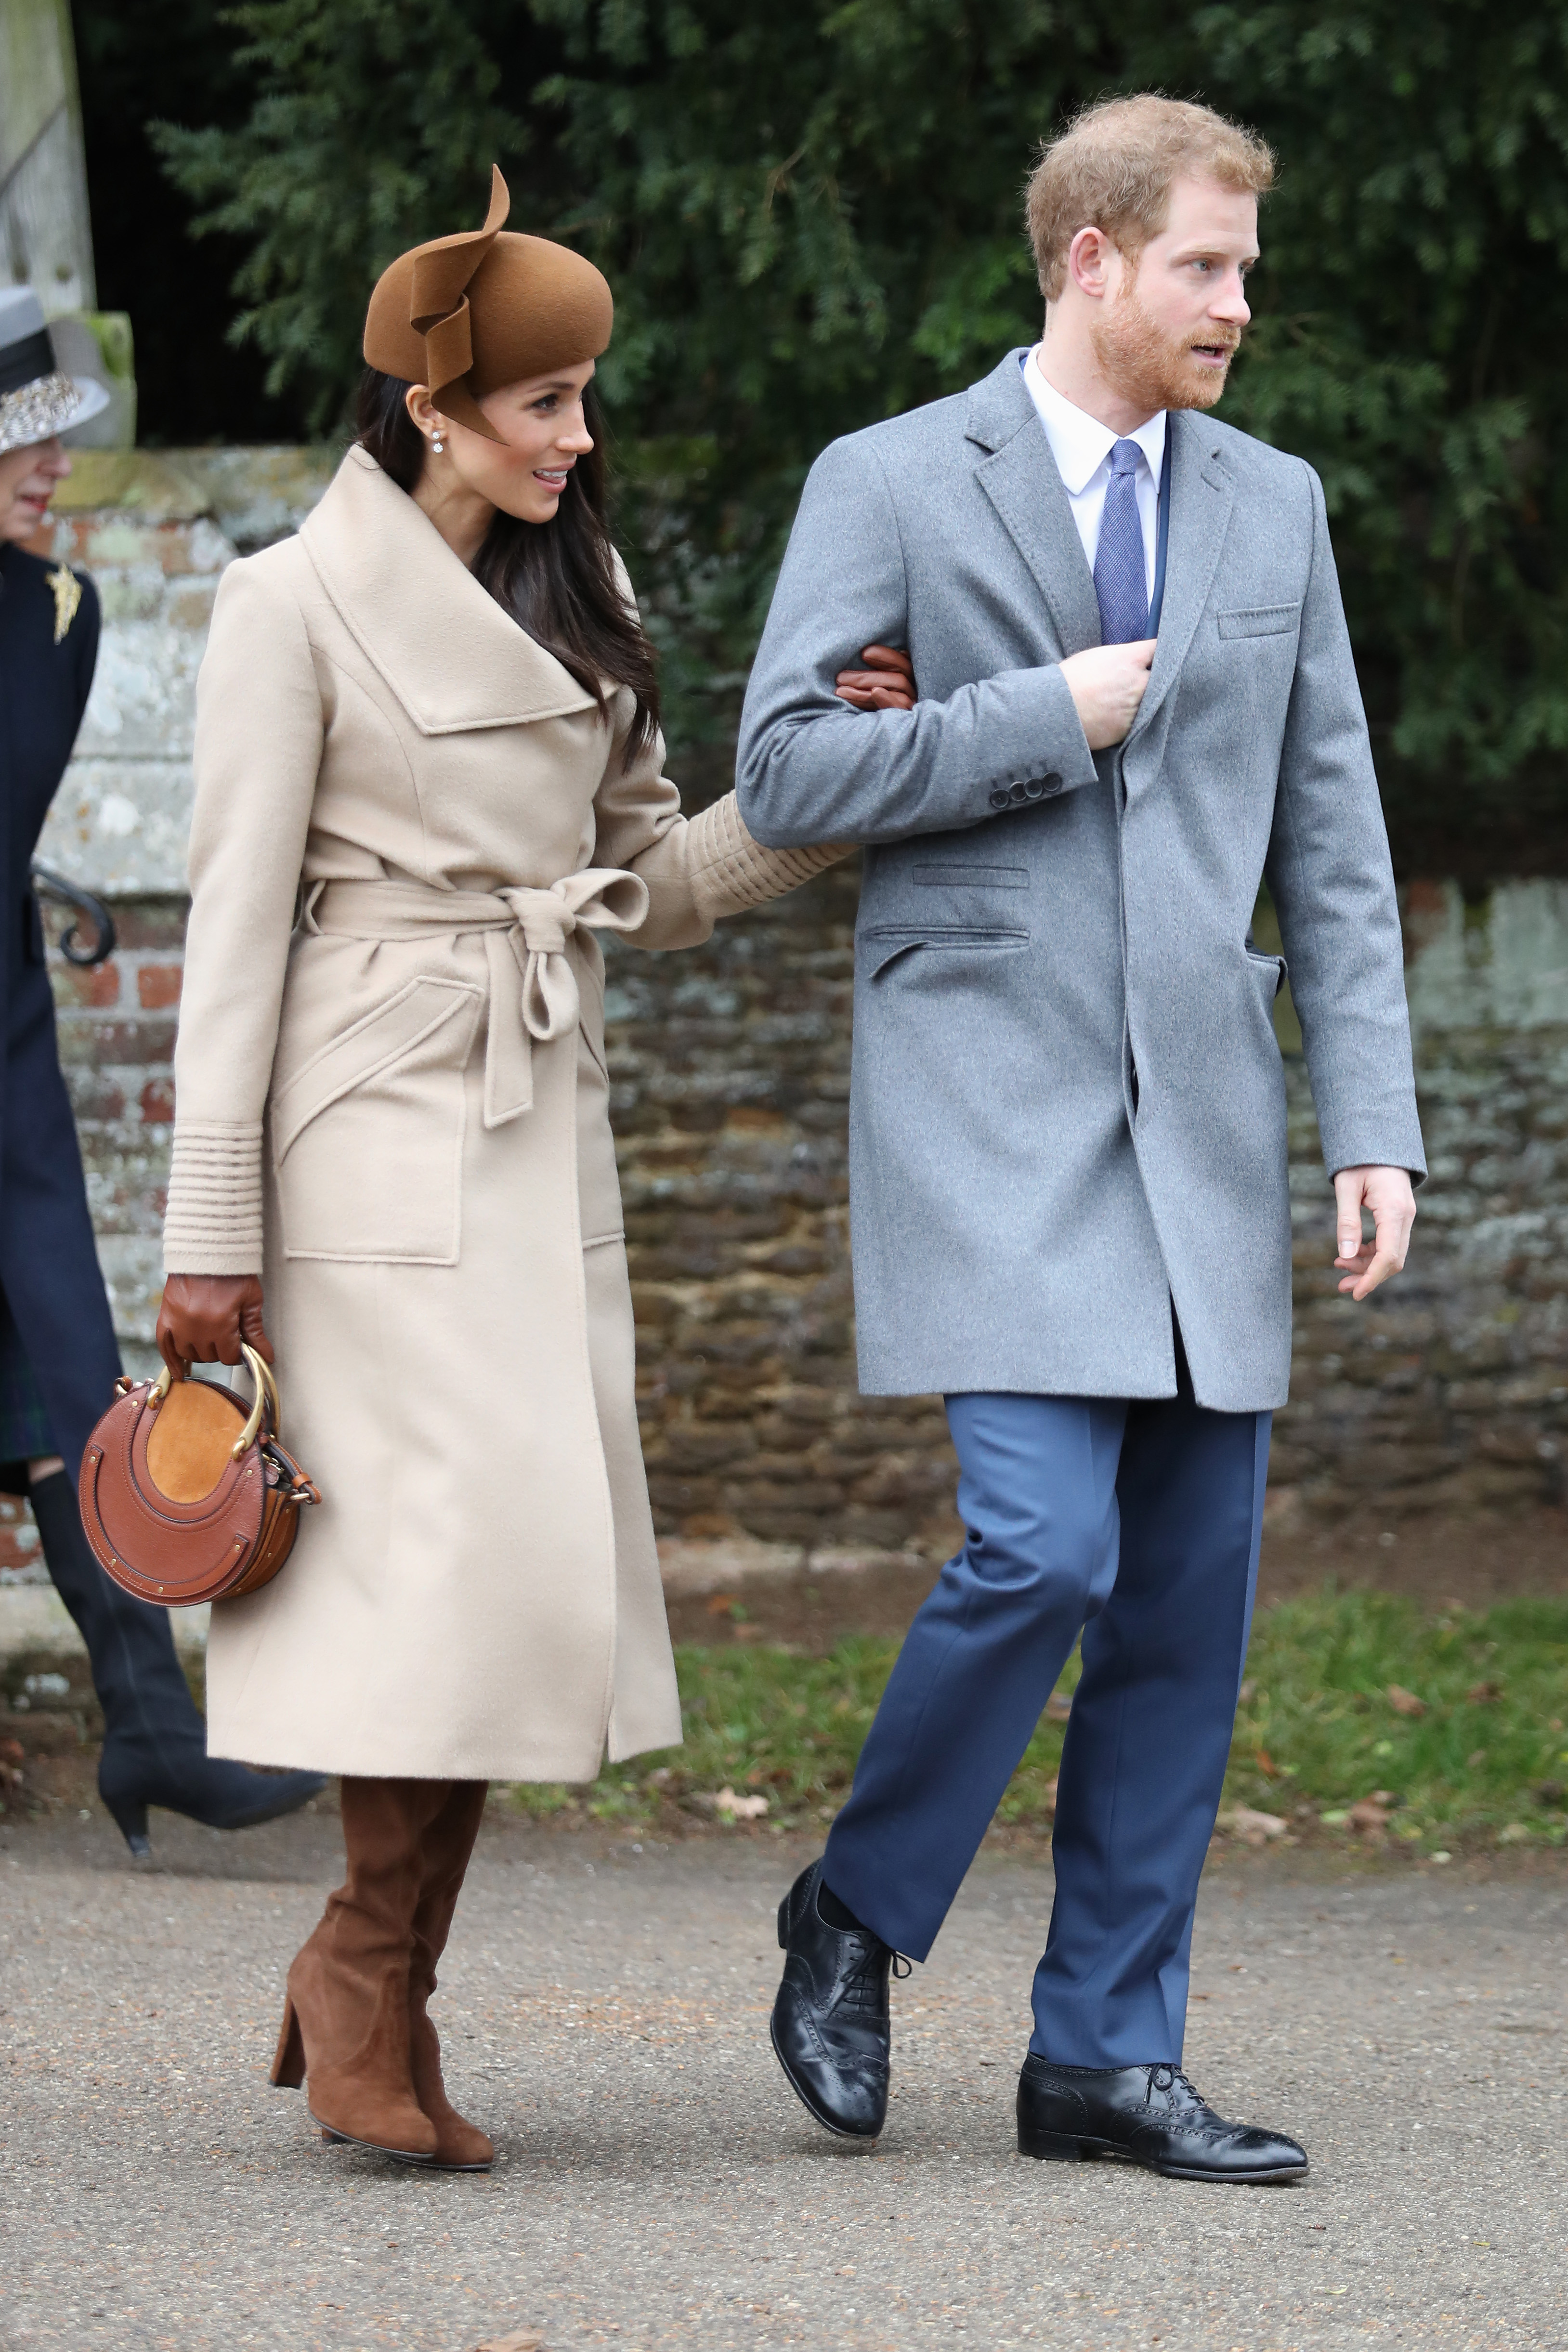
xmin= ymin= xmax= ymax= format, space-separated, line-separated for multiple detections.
xmin=862 ymin=923 xmax=1029 ymax=978
xmin=1217 ymin=604 xmax=1302 ymax=640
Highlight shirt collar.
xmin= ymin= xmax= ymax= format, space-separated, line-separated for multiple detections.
xmin=1022 ymin=347 xmax=1166 ymax=493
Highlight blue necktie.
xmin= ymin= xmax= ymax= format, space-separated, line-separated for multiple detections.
xmin=1094 ymin=439 xmax=1148 ymax=644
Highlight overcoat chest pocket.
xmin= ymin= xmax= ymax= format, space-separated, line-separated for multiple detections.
xmin=1217 ymin=604 xmax=1301 ymax=640
xmin=271 ymin=976 xmax=483 ymax=1264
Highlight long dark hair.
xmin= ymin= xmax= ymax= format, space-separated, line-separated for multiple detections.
xmin=355 ymin=368 xmax=660 ymax=765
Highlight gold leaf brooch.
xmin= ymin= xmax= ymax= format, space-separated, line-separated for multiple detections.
xmin=46 ymin=562 xmax=82 ymax=645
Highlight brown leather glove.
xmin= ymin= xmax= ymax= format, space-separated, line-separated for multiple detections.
xmin=156 ymin=1274 xmax=274 ymax=1377
xmin=834 ymin=643 xmax=916 ymax=711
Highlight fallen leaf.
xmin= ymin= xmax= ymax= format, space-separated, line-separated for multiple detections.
xmin=1238 ymin=1679 xmax=1257 ymax=1706
xmin=1043 ymin=1775 xmax=1058 ymax=1816
xmin=1044 ymin=1692 xmax=1071 ymax=1722
xmin=1218 ymin=1805 xmax=1287 ymax=1846
xmin=471 ymin=2333 xmax=544 ymax=2351
xmin=1254 ymin=1747 xmax=1279 ymax=1777
xmin=706 ymin=1591 xmax=739 ymax=1615
xmin=1386 ymin=1685 xmax=1425 ymax=1717
xmin=1347 ymin=1798 xmax=1389 ymax=1836
xmin=1467 ymin=1680 xmax=1501 ymax=1705
xmin=714 ymin=1785 xmax=769 ymax=1820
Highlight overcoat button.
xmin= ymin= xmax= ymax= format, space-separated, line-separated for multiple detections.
xmin=1023 ymin=778 xmax=1045 ymax=800
xmin=1041 ymin=772 xmax=1064 ymax=795
xmin=988 ymin=789 xmax=1009 ymax=811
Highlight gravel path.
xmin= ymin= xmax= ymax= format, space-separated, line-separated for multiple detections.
xmin=4 ymin=1808 xmax=1567 ymax=2351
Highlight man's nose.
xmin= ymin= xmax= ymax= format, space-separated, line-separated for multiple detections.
xmin=1212 ymin=271 xmax=1251 ymax=326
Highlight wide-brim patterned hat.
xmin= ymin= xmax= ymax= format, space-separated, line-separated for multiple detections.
xmin=0 ymin=285 xmax=111 ymax=457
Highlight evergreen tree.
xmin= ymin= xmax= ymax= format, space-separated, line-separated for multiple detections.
xmin=145 ymin=0 xmax=1568 ymax=849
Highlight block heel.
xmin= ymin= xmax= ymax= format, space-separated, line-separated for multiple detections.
xmin=1018 ymin=2126 xmax=1088 ymax=2162
xmin=270 ymin=1995 xmax=305 ymax=2090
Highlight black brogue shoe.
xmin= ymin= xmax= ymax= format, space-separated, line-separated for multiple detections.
xmin=1017 ymin=2056 xmax=1308 ymax=2183
xmin=770 ymin=1859 xmax=906 ymax=2139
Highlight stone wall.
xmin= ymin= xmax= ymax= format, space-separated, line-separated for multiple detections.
xmin=4 ymin=450 xmax=1566 ymax=1580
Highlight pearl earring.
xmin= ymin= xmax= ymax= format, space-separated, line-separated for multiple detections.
xmin=431 ymin=432 xmax=444 ymax=454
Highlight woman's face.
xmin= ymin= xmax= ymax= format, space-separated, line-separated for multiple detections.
xmin=0 ymin=437 xmax=71 ymax=546
xmin=407 ymin=362 xmax=597 ymax=525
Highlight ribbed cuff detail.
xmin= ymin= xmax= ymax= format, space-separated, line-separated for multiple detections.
xmin=162 ymin=1120 xmax=265 ymax=1274
xmin=689 ymin=792 xmax=848 ymax=921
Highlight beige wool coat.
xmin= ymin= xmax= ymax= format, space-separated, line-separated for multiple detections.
xmin=164 ymin=445 xmax=839 ymax=1781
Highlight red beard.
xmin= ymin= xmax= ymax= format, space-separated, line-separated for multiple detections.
xmin=1088 ymin=286 xmax=1241 ymax=414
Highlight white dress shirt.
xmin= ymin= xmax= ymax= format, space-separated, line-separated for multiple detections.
xmin=1021 ymin=348 xmax=1166 ymax=600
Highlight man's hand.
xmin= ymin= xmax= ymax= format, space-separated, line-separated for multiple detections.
xmin=1059 ymin=640 xmax=1157 ymax=749
xmin=1333 ymin=1166 xmax=1417 ymax=1300
xmin=156 ymin=1273 xmax=274 ymax=1376
xmin=835 ymin=644 xmax=916 ymax=712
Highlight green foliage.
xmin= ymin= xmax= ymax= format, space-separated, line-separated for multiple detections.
xmin=510 ymin=1592 xmax=1568 ymax=1850
xmin=151 ymin=1 xmax=1568 ymax=833
xmin=1231 ymin=1592 xmax=1568 ymax=1845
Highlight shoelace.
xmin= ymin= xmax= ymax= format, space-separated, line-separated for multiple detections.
xmin=842 ymin=1944 xmax=913 ymax=2012
xmin=1148 ymin=2063 xmax=1205 ymax=2110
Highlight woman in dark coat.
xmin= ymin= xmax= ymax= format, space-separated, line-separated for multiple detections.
xmin=0 ymin=286 xmax=321 ymax=1853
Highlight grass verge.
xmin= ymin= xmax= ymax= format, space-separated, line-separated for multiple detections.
xmin=510 ymin=1590 xmax=1568 ymax=1854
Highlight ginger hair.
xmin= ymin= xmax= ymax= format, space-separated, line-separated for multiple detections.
xmin=1027 ymin=94 xmax=1275 ymax=303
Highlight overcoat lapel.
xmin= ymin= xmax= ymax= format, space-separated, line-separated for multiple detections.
xmin=301 ymin=446 xmax=598 ymax=736
xmin=967 ymin=353 xmax=1101 ymax=659
xmin=1126 ymin=410 xmax=1235 ymax=744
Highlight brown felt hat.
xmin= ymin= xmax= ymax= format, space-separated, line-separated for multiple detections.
xmin=363 ymin=166 xmax=613 ymax=444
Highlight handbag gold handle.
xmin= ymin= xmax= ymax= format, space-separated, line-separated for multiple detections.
xmin=146 ymin=1346 xmax=281 ymax=1457
xmin=232 ymin=1344 xmax=281 ymax=1458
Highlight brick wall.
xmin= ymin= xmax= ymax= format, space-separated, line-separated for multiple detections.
xmin=5 ymin=451 xmax=1565 ymax=1584
xmin=11 ymin=862 xmax=1562 ymax=1585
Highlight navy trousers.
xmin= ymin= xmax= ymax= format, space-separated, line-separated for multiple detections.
xmin=822 ymin=1363 xmax=1270 ymax=2067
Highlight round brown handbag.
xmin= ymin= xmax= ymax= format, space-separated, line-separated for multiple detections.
xmin=78 ymin=1346 xmax=320 ymax=1607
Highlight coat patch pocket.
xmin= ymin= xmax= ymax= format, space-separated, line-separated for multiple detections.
xmin=862 ymin=923 xmax=1029 ymax=979
xmin=272 ymin=976 xmax=483 ymax=1264
xmin=1217 ymin=604 xmax=1301 ymax=640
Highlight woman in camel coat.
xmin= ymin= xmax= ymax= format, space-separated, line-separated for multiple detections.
xmin=156 ymin=171 xmax=848 ymax=2171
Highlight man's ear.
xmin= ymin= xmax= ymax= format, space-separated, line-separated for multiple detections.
xmin=1065 ymin=224 xmax=1116 ymax=303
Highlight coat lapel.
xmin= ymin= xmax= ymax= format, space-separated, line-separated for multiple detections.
xmin=1125 ymin=410 xmax=1236 ymax=744
xmin=301 ymin=447 xmax=598 ymax=736
xmin=968 ymin=353 xmax=1101 ymax=659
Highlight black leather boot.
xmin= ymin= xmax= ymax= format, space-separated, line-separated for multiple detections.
xmin=770 ymin=1858 xmax=906 ymax=2140
xmin=29 ymin=1469 xmax=324 ymax=1856
xmin=1017 ymin=2055 xmax=1308 ymax=2182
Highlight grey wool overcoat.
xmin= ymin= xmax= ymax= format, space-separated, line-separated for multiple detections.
xmin=736 ymin=351 xmax=1425 ymax=1414
xmin=163 ymin=446 xmax=840 ymax=1782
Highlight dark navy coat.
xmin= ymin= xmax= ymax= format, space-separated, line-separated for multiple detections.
xmin=0 ymin=541 xmax=121 ymax=1488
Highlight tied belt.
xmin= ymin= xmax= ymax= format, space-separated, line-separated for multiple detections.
xmin=304 ymin=871 xmax=650 ymax=1128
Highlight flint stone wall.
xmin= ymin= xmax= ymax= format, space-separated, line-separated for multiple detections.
xmin=4 ymin=448 xmax=1564 ymax=1581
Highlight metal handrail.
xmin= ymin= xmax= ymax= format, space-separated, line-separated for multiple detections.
xmin=29 ymin=861 xmax=118 ymax=967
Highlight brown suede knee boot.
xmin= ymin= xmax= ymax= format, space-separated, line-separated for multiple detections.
xmin=270 ymin=1776 xmax=442 ymax=2161
xmin=409 ymin=1778 xmax=492 ymax=2169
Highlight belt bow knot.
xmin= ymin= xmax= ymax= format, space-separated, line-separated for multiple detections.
xmin=304 ymin=866 xmax=650 ymax=1129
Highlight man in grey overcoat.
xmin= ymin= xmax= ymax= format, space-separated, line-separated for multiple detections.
xmin=735 ymin=95 xmax=1424 ymax=2183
